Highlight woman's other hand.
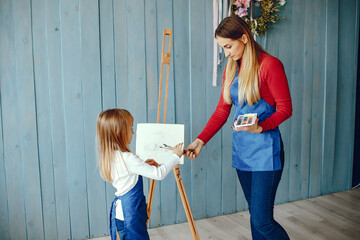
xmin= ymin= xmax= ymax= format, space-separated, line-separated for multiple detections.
xmin=185 ymin=138 xmax=204 ymax=159
xmin=232 ymin=118 xmax=263 ymax=133
xmin=145 ymin=159 xmax=159 ymax=167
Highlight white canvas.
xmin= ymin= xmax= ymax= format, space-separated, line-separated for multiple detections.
xmin=136 ymin=123 xmax=185 ymax=165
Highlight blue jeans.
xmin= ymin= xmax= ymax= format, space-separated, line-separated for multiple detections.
xmin=236 ymin=143 xmax=290 ymax=240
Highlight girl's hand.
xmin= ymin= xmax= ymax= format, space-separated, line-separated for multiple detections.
xmin=173 ymin=143 xmax=185 ymax=158
xmin=232 ymin=118 xmax=263 ymax=133
xmin=145 ymin=159 xmax=159 ymax=168
xmin=185 ymin=138 xmax=204 ymax=159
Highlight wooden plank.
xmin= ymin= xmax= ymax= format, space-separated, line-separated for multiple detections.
xmin=189 ymin=0 xmax=207 ymax=220
xmin=0 ymin=96 xmax=10 ymax=240
xmin=235 ymin=167 xmax=247 ymax=212
xmin=219 ymin=52 xmax=237 ymax=214
xmin=309 ymin=0 xmax=326 ymax=198
xmin=288 ymin=203 xmax=352 ymax=239
xmin=321 ymin=0 xmax=339 ymax=195
xmin=60 ymin=0 xmax=89 ymax=238
xmin=45 ymin=0 xmax=72 ymax=238
xmin=275 ymin=0 xmax=292 ymax=204
xmin=275 ymin=206 xmax=328 ymax=240
xmin=194 ymin=217 xmax=238 ymax=239
xmin=126 ymin=0 xmax=147 ymax=122
xmin=31 ymin=0 xmax=58 ymax=239
xmin=144 ymin=0 xmax=159 ymax=124
xmin=13 ymin=0 xmax=45 ymax=239
xmin=332 ymin=188 xmax=360 ymax=202
xmin=293 ymin=199 xmax=359 ymax=239
xmin=144 ymin=0 xmax=159 ymax=228
xmin=113 ymin=0 xmax=128 ymax=109
xmin=1 ymin=69 xmax=27 ymax=238
xmin=99 ymin=0 xmax=116 ymax=110
xmin=329 ymin=190 xmax=360 ymax=214
xmin=155 ymin=0 xmax=176 ymax=124
xmin=288 ymin=0 xmax=305 ymax=202
xmin=309 ymin=193 xmax=360 ymax=223
xmin=0 ymin=3 xmax=12 ymax=238
xmin=79 ymin=0 xmax=108 ymax=238
xmin=172 ymin=0 xmax=192 ymax=224
xmin=226 ymin=211 xmax=251 ymax=236
xmin=205 ymin=0 xmax=222 ymax=218
xmin=333 ymin=0 xmax=358 ymax=191
xmin=154 ymin=0 xmax=178 ymax=227
xmin=149 ymin=182 xmax=162 ymax=227
xmin=300 ymin=0 xmax=314 ymax=199
xmin=222 ymin=107 xmax=238 ymax=214
xmin=265 ymin=15 xmax=279 ymax=58
xmin=99 ymin=0 xmax=117 ymax=232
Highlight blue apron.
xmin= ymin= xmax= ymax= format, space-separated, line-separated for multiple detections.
xmin=109 ymin=176 xmax=149 ymax=240
xmin=230 ymin=76 xmax=282 ymax=171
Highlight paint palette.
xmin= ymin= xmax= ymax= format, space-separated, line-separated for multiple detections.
xmin=234 ymin=113 xmax=257 ymax=127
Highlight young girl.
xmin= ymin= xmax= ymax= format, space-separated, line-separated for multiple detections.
xmin=96 ymin=108 xmax=184 ymax=240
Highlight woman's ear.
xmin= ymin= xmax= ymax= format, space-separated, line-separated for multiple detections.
xmin=241 ymin=34 xmax=248 ymax=45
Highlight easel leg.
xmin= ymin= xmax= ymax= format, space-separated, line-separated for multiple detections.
xmin=146 ymin=28 xmax=198 ymax=239
xmin=173 ymin=165 xmax=200 ymax=240
xmin=147 ymin=179 xmax=156 ymax=226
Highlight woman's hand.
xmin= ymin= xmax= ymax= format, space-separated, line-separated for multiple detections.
xmin=185 ymin=138 xmax=204 ymax=159
xmin=145 ymin=159 xmax=159 ymax=167
xmin=232 ymin=118 xmax=263 ymax=133
xmin=173 ymin=143 xmax=185 ymax=158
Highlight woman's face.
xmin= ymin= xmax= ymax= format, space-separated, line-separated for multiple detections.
xmin=216 ymin=35 xmax=247 ymax=61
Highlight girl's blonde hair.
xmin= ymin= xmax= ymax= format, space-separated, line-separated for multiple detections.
xmin=96 ymin=109 xmax=133 ymax=182
xmin=215 ymin=15 xmax=264 ymax=105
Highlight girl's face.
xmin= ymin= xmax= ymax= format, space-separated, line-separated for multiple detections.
xmin=216 ymin=35 xmax=247 ymax=61
xmin=127 ymin=118 xmax=134 ymax=144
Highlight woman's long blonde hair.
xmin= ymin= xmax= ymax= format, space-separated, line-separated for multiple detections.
xmin=96 ymin=109 xmax=133 ymax=182
xmin=215 ymin=15 xmax=264 ymax=105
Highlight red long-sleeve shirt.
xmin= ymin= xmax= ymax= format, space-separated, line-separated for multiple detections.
xmin=197 ymin=53 xmax=292 ymax=145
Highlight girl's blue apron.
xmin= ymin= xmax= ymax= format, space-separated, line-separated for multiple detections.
xmin=230 ymin=75 xmax=282 ymax=171
xmin=109 ymin=176 xmax=149 ymax=240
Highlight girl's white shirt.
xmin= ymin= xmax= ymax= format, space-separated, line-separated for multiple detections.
xmin=111 ymin=150 xmax=180 ymax=220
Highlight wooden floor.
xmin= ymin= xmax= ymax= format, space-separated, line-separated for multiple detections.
xmin=91 ymin=189 xmax=360 ymax=240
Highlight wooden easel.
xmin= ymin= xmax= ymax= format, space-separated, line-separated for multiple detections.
xmin=147 ymin=29 xmax=200 ymax=240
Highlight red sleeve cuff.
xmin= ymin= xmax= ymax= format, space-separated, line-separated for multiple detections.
xmin=259 ymin=121 xmax=272 ymax=133
xmin=197 ymin=134 xmax=209 ymax=146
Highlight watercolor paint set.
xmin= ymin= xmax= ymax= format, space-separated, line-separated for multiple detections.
xmin=234 ymin=113 xmax=257 ymax=127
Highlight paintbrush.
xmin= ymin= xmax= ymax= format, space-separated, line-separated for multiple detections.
xmin=159 ymin=144 xmax=194 ymax=155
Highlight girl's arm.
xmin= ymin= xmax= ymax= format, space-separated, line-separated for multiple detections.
xmin=126 ymin=153 xmax=180 ymax=180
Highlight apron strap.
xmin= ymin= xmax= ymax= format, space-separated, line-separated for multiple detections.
xmin=109 ymin=196 xmax=121 ymax=240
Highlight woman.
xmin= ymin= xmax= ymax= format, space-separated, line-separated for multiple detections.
xmin=186 ymin=15 xmax=292 ymax=240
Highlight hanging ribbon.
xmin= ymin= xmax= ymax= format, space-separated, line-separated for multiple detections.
xmin=212 ymin=0 xmax=231 ymax=87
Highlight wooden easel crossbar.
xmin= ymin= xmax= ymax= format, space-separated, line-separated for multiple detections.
xmin=147 ymin=28 xmax=200 ymax=240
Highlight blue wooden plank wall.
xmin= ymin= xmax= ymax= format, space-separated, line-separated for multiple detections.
xmin=0 ymin=0 xmax=358 ymax=239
